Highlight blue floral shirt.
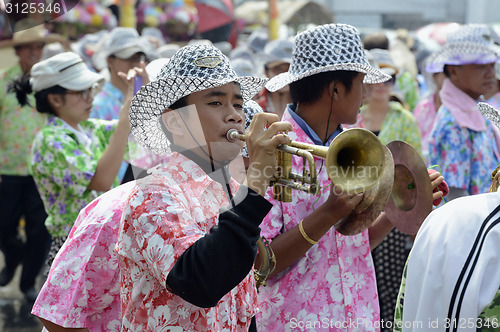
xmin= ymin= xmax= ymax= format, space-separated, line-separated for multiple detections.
xmin=428 ymin=106 xmax=499 ymax=195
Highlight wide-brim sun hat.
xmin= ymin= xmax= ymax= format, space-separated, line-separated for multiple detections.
xmin=426 ymin=24 xmax=500 ymax=73
xmin=0 ymin=21 xmax=67 ymax=49
xmin=129 ymin=44 xmax=267 ymax=154
xmin=266 ymin=24 xmax=390 ymax=93
xmin=30 ymin=52 xmax=105 ymax=93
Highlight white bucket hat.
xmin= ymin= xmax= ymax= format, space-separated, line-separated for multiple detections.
xmin=129 ymin=44 xmax=267 ymax=154
xmin=92 ymin=27 xmax=149 ymax=71
xmin=426 ymin=24 xmax=500 ymax=73
xmin=30 ymin=52 xmax=104 ymax=92
xmin=266 ymin=24 xmax=390 ymax=92
xmin=259 ymin=38 xmax=294 ymax=68
xmin=366 ymin=48 xmax=399 ymax=76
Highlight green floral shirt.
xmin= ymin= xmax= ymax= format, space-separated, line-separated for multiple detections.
xmin=396 ymin=71 xmax=420 ymax=111
xmin=0 ymin=64 xmax=47 ymax=175
xmin=347 ymin=101 xmax=423 ymax=157
xmin=394 ymin=260 xmax=500 ymax=332
xmin=30 ymin=116 xmax=119 ymax=238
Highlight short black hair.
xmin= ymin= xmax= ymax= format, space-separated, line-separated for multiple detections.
xmin=34 ymin=86 xmax=67 ymax=115
xmin=9 ymin=72 xmax=66 ymax=115
xmin=443 ymin=64 xmax=451 ymax=78
xmin=159 ymin=96 xmax=188 ymax=143
xmin=289 ymin=70 xmax=360 ymax=104
xmin=363 ymin=33 xmax=389 ymax=50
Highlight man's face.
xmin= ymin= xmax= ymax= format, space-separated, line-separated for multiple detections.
xmin=448 ymin=63 xmax=496 ymax=99
xmin=15 ymin=42 xmax=44 ymax=71
xmin=336 ymin=72 xmax=366 ymax=125
xmin=175 ymin=82 xmax=245 ymax=162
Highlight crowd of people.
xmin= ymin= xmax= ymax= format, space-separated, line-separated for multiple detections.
xmin=0 ymin=15 xmax=500 ymax=332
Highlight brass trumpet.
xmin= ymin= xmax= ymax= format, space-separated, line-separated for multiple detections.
xmin=227 ymin=127 xmax=390 ymax=204
xmin=227 ymin=127 xmax=394 ymax=288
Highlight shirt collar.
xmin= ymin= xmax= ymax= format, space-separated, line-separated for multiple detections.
xmin=47 ymin=116 xmax=92 ymax=149
xmin=286 ymin=104 xmax=342 ymax=146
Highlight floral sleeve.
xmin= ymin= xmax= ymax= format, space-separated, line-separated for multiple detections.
xmin=428 ymin=119 xmax=470 ymax=190
xmin=116 ymin=182 xmax=209 ymax=284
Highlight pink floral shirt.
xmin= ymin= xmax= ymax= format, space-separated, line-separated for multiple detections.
xmin=256 ymin=109 xmax=380 ymax=331
xmin=116 ymin=153 xmax=258 ymax=331
xmin=31 ymin=181 xmax=136 ymax=331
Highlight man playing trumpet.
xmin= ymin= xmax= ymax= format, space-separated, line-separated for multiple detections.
xmin=115 ymin=44 xmax=294 ymax=331
xmin=254 ymin=23 xmax=446 ymax=331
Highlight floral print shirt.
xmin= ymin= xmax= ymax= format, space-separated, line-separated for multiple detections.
xmin=0 ymin=64 xmax=47 ymax=175
xmin=92 ymin=81 xmax=163 ymax=174
xmin=413 ymin=93 xmax=438 ymax=162
xmin=346 ymin=101 xmax=423 ymax=157
xmin=30 ymin=116 xmax=119 ymax=238
xmin=428 ymin=106 xmax=499 ymax=195
xmin=116 ymin=153 xmax=258 ymax=331
xmin=31 ymin=181 xmax=136 ymax=331
xmin=256 ymin=108 xmax=380 ymax=332
xmin=396 ymin=71 xmax=419 ymax=111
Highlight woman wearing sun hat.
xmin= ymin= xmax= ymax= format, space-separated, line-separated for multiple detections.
xmin=115 ymin=43 xmax=295 ymax=331
xmin=426 ymin=24 xmax=500 ymax=201
xmin=254 ymin=23 xmax=446 ymax=331
xmin=394 ymin=102 xmax=500 ymax=332
xmin=12 ymin=51 xmax=146 ymax=271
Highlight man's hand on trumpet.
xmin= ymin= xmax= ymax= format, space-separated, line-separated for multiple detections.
xmin=243 ymin=113 xmax=294 ymax=197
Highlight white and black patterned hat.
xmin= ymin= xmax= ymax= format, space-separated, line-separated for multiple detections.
xmin=266 ymin=24 xmax=390 ymax=92
xmin=242 ymin=100 xmax=264 ymax=158
xmin=478 ymin=102 xmax=500 ymax=129
xmin=130 ymin=44 xmax=267 ymax=154
xmin=426 ymin=24 xmax=500 ymax=73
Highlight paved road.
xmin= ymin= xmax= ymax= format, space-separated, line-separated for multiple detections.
xmin=0 ymin=254 xmax=44 ymax=332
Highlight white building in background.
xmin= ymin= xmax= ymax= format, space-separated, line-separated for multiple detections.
xmin=237 ymin=0 xmax=500 ymax=29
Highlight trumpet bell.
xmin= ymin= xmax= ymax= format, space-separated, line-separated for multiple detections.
xmin=334 ymin=145 xmax=395 ymax=235
xmin=326 ymin=129 xmax=387 ymax=195
xmin=384 ymin=141 xmax=433 ymax=235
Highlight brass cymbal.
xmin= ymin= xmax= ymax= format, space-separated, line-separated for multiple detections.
xmin=385 ymin=140 xmax=433 ymax=235
xmin=334 ymin=145 xmax=395 ymax=236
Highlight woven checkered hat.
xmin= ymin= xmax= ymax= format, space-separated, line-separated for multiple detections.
xmin=478 ymin=102 xmax=500 ymax=129
xmin=130 ymin=44 xmax=267 ymax=154
xmin=242 ymin=100 xmax=263 ymax=158
xmin=266 ymin=24 xmax=390 ymax=92
xmin=426 ymin=24 xmax=500 ymax=73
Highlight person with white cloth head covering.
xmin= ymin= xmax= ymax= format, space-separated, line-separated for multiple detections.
xmin=394 ymin=102 xmax=500 ymax=332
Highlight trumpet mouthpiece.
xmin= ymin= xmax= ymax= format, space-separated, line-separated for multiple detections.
xmin=226 ymin=129 xmax=241 ymax=142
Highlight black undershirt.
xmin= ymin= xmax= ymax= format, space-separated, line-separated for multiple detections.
xmin=165 ymin=147 xmax=271 ymax=331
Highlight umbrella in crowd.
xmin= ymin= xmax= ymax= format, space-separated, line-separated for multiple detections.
xmin=194 ymin=0 xmax=235 ymax=44
xmin=415 ymin=22 xmax=460 ymax=51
